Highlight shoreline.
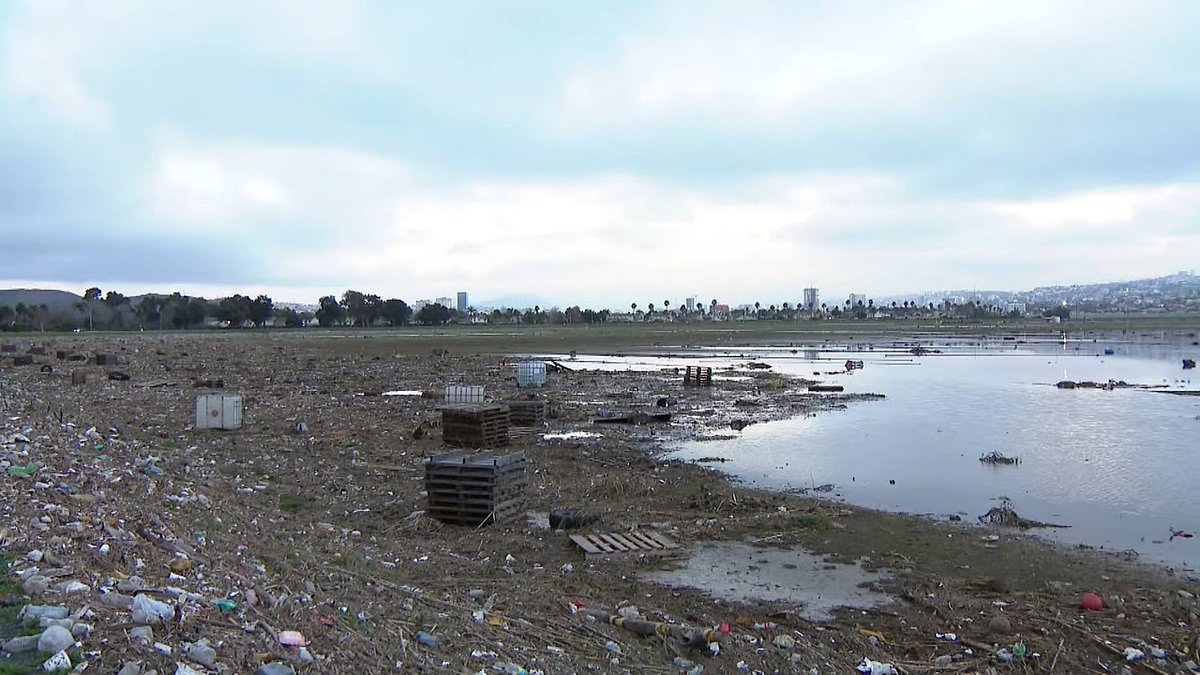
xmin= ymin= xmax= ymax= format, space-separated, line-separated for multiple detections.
xmin=0 ymin=333 xmax=1197 ymax=673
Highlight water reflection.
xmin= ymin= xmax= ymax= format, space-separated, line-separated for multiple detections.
xmin=653 ymin=336 xmax=1200 ymax=569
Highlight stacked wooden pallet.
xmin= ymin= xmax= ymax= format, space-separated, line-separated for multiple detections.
xmin=424 ymin=451 xmax=526 ymax=526
xmin=684 ymin=366 xmax=713 ymax=386
xmin=441 ymin=404 xmax=510 ymax=448
xmin=502 ymin=399 xmax=546 ymax=428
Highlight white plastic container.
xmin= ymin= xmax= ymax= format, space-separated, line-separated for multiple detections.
xmin=444 ymin=385 xmax=484 ymax=404
xmin=195 ymin=394 xmax=243 ymax=430
xmin=515 ymin=361 xmax=546 ymax=387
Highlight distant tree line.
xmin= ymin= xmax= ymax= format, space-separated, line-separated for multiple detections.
xmin=0 ymin=303 xmax=52 ymax=332
xmin=3 ymin=286 xmax=1060 ymax=334
xmin=621 ymin=297 xmax=1028 ymax=323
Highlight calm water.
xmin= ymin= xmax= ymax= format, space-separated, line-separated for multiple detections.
xmin=561 ymin=334 xmax=1200 ymax=570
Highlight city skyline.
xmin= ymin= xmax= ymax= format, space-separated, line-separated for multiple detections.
xmin=2 ymin=2 xmax=1198 ymax=305
xmin=4 ymin=268 xmax=1197 ymax=315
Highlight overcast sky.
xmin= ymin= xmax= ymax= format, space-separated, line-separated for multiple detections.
xmin=1 ymin=1 xmax=1198 ymax=308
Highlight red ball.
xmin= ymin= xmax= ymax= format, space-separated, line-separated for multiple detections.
xmin=1080 ymin=593 xmax=1104 ymax=611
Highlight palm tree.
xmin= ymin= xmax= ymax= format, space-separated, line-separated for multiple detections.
xmin=631 ymin=302 xmax=637 ymax=315
xmin=648 ymin=302 xmax=655 ymax=316
xmin=663 ymin=299 xmax=670 ymax=314
xmin=82 ymin=287 xmax=102 ymax=331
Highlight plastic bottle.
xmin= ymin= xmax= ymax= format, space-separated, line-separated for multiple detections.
xmin=184 ymin=640 xmax=217 ymax=668
xmin=131 ymin=594 xmax=174 ymax=624
xmin=415 ymin=631 xmax=438 ymax=648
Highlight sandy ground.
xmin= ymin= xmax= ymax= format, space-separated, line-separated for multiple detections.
xmin=1 ymin=331 xmax=1198 ymax=674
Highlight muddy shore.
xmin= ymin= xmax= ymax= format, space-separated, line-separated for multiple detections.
xmin=1 ymin=332 xmax=1198 ymax=674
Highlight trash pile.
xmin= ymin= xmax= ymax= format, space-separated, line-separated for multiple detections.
xmin=0 ymin=334 xmax=1195 ymax=674
xmin=0 ymin=336 xmax=880 ymax=673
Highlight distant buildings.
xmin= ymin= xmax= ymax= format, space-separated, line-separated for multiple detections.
xmin=413 ymin=299 xmax=431 ymax=312
xmin=848 ymin=293 xmax=865 ymax=307
xmin=712 ymin=303 xmax=731 ymax=321
xmin=457 ymin=291 xmax=468 ymax=313
xmin=803 ymin=287 xmax=819 ymax=312
xmin=686 ymin=297 xmax=696 ymax=312
xmin=435 ymin=296 xmax=453 ymax=308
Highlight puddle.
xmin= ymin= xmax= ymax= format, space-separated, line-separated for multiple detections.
xmin=382 ymin=390 xmax=424 ymax=397
xmin=542 ymin=431 xmax=600 ymax=440
xmin=642 ymin=542 xmax=892 ymax=622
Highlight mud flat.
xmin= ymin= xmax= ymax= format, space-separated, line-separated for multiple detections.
xmin=0 ymin=332 xmax=1196 ymax=674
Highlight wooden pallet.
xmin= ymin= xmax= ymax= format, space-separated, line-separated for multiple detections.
xmin=424 ymin=451 xmax=526 ymax=526
xmin=426 ymin=492 xmax=526 ymax=525
xmin=71 ymin=370 xmax=102 ymax=385
xmin=441 ymin=404 xmax=511 ymax=448
xmin=425 ymin=479 xmax=527 ymax=501
xmin=684 ymin=366 xmax=713 ymax=386
xmin=425 ymin=450 xmax=525 ymax=472
xmin=502 ymin=399 xmax=546 ymax=427
xmin=569 ymin=531 xmax=682 ymax=558
xmin=426 ymin=498 xmax=525 ymax=526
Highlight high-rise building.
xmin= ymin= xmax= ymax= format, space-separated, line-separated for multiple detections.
xmin=457 ymin=291 xmax=468 ymax=313
xmin=686 ymin=297 xmax=696 ymax=312
xmin=435 ymin=296 xmax=453 ymax=308
xmin=803 ymin=287 xmax=819 ymax=312
xmin=848 ymin=293 xmax=865 ymax=307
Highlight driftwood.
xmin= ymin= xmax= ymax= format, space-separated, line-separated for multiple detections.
xmin=593 ymin=412 xmax=671 ymax=425
xmin=580 ymin=608 xmax=723 ymax=650
xmin=979 ymin=451 xmax=1020 ymax=465
xmin=978 ymin=500 xmax=1068 ymax=529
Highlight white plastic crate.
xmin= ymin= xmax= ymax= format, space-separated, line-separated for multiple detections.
xmin=195 ymin=394 xmax=243 ymax=430
xmin=515 ymin=361 xmax=546 ymax=388
xmin=444 ymin=385 xmax=485 ymax=404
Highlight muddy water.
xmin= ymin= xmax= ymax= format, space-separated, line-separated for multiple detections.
xmin=642 ymin=542 xmax=892 ymax=621
xmin=663 ymin=334 xmax=1200 ymax=570
xmin=553 ymin=332 xmax=1200 ymax=570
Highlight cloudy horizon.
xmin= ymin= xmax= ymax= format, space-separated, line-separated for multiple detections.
xmin=2 ymin=1 xmax=1198 ymax=308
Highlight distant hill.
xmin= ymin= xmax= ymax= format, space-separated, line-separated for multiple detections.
xmin=475 ymin=293 xmax=555 ymax=310
xmin=0 ymin=289 xmax=86 ymax=315
xmin=1027 ymin=271 xmax=1198 ymax=296
xmin=0 ymin=289 xmax=184 ymax=329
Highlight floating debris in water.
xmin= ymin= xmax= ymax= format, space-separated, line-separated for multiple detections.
xmin=979 ymin=451 xmax=1020 ymax=465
